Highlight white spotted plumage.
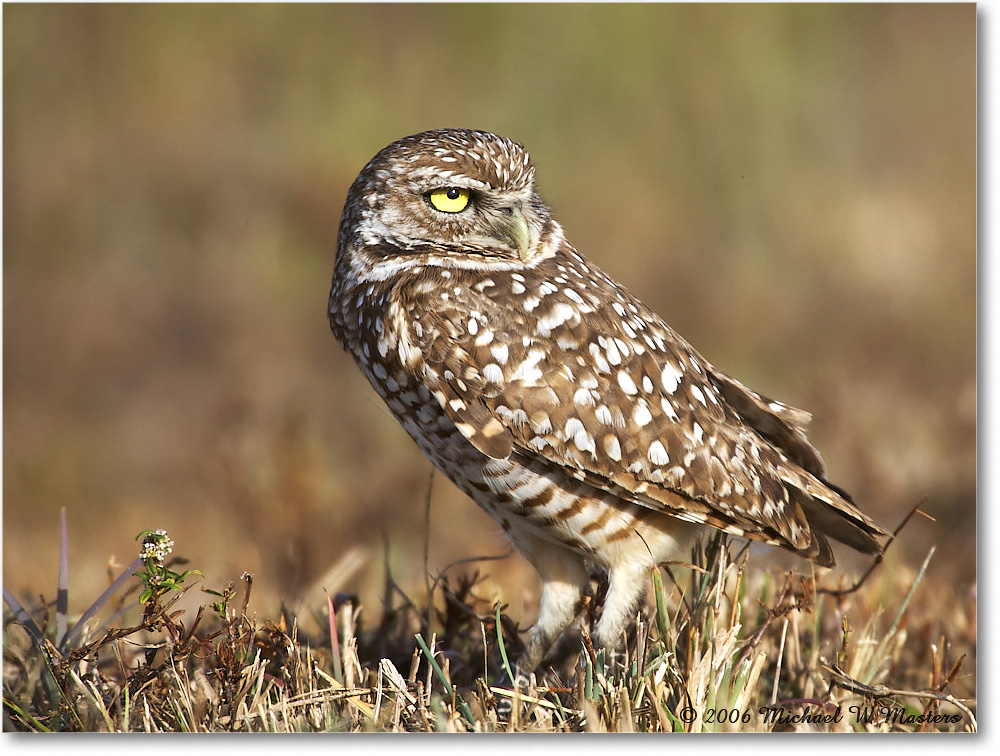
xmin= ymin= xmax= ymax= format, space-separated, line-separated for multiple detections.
xmin=329 ymin=128 xmax=888 ymax=672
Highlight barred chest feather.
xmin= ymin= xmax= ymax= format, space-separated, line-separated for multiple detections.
xmin=331 ymin=227 xmax=886 ymax=571
xmin=328 ymin=252 xmax=698 ymax=567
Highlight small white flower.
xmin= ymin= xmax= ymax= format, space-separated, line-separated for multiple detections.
xmin=139 ymin=530 xmax=174 ymax=563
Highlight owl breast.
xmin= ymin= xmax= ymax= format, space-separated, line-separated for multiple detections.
xmin=330 ymin=257 xmax=696 ymax=569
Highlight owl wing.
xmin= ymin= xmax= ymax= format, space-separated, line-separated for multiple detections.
xmin=407 ymin=255 xmax=886 ymax=565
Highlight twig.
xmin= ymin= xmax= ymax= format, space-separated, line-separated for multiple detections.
xmin=57 ymin=508 xmax=69 ymax=648
xmin=825 ymin=663 xmax=976 ymax=729
xmin=818 ymin=500 xmax=928 ymax=598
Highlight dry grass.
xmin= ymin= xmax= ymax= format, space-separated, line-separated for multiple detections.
xmin=3 ymin=515 xmax=976 ymax=733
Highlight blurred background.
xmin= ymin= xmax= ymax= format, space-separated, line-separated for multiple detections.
xmin=4 ymin=5 xmax=975 ymax=633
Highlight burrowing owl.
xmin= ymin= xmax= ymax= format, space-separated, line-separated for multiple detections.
xmin=328 ymin=128 xmax=887 ymax=672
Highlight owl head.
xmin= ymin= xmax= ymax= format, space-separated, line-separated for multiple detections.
xmin=338 ymin=129 xmax=554 ymax=266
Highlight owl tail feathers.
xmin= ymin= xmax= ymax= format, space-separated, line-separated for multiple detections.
xmin=792 ymin=486 xmax=889 ymax=568
xmin=709 ymin=366 xmax=890 ymax=565
xmin=708 ymin=368 xmax=828 ymax=480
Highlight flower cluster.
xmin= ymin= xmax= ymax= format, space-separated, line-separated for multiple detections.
xmin=138 ymin=529 xmax=174 ymax=564
xmin=134 ymin=529 xmax=199 ymax=605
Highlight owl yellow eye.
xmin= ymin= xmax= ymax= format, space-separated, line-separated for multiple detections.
xmin=428 ymin=187 xmax=471 ymax=213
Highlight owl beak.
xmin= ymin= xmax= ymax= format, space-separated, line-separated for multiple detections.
xmin=506 ymin=207 xmax=532 ymax=260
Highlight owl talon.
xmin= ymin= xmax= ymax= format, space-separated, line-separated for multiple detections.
xmin=492 ymin=669 xmax=532 ymax=722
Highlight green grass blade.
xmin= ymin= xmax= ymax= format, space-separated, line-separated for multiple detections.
xmin=494 ymin=603 xmax=515 ymax=685
xmin=863 ymin=546 xmax=935 ymax=684
xmin=414 ymin=633 xmax=476 ymax=727
xmin=3 ymin=697 xmax=52 ymax=732
xmin=652 ymin=568 xmax=669 ymax=638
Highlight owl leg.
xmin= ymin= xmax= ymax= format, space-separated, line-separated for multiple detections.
xmin=516 ymin=543 xmax=590 ymax=674
xmin=591 ymin=562 xmax=650 ymax=664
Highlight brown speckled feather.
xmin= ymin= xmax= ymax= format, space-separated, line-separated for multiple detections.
xmin=328 ymin=129 xmax=888 ymax=669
